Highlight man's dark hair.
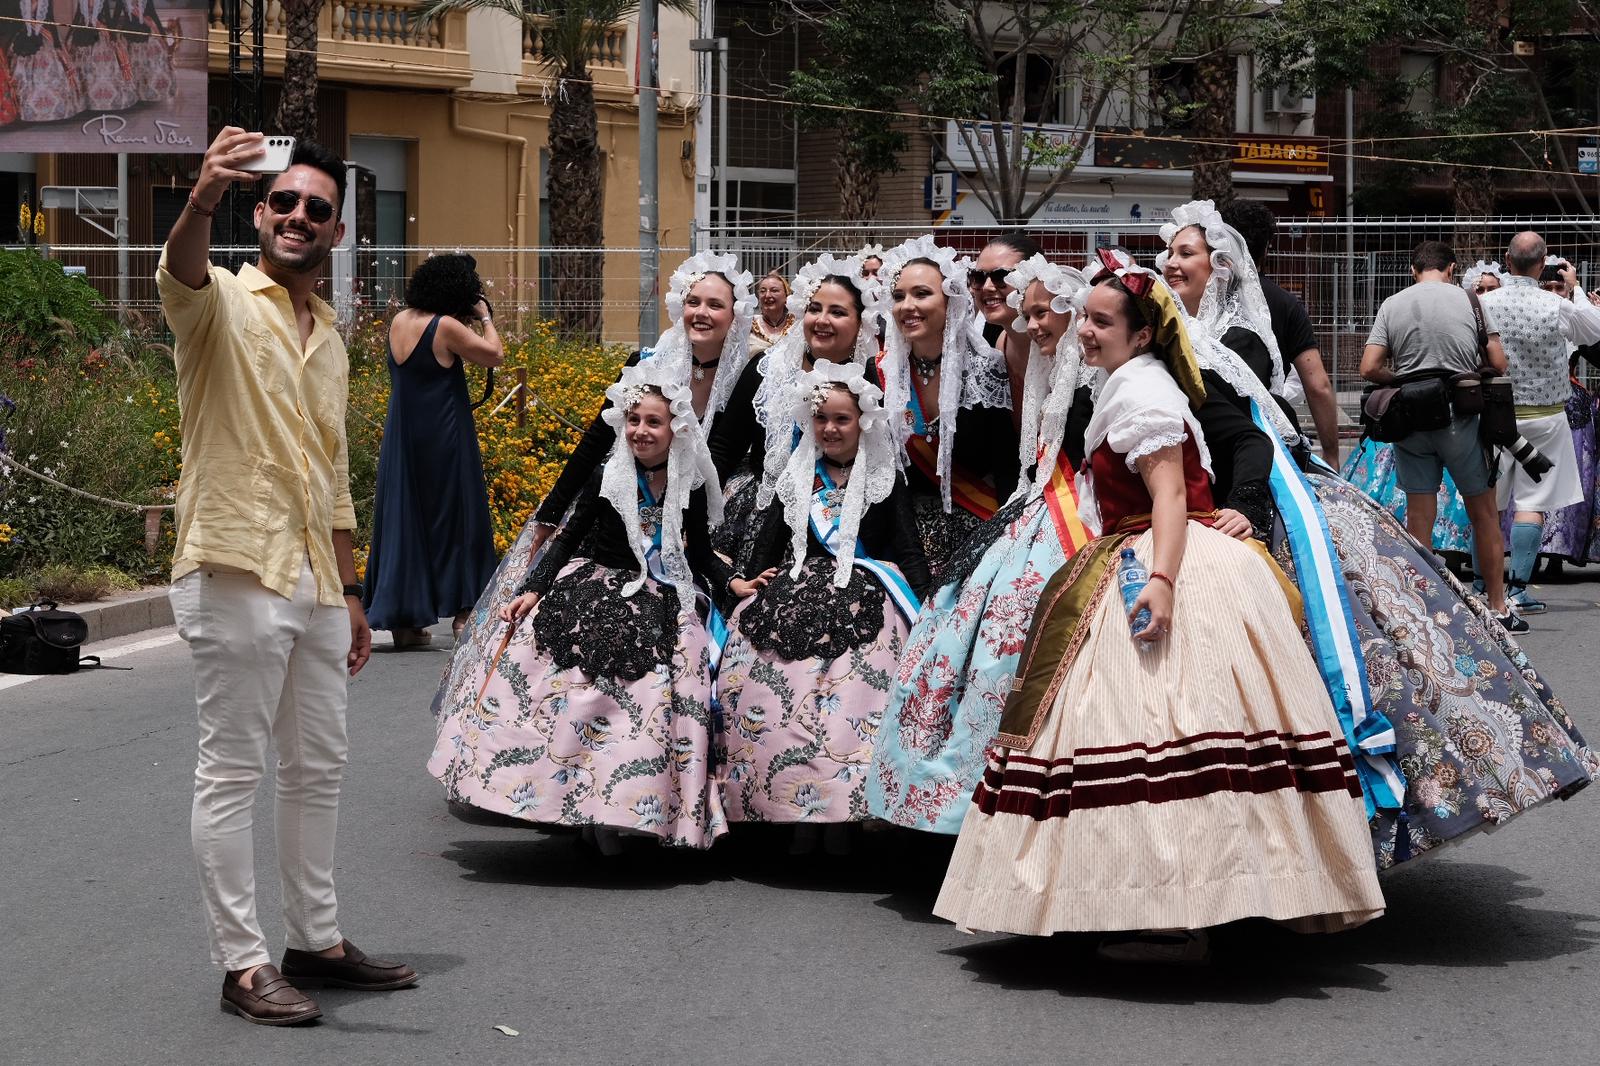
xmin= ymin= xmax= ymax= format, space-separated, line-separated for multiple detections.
xmin=1411 ymin=240 xmax=1455 ymax=275
xmin=277 ymin=139 xmax=347 ymax=210
xmin=988 ymin=231 xmax=1042 ymax=260
xmin=1219 ymin=200 xmax=1276 ymax=266
xmin=404 ymin=253 xmax=482 ymax=318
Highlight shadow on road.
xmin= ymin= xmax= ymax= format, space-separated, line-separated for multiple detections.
xmin=941 ymin=860 xmax=1600 ymax=1003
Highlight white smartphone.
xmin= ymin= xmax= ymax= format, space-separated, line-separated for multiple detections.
xmin=238 ymin=134 xmax=296 ymax=175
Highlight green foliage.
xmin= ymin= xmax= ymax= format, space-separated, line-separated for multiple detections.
xmin=787 ymin=0 xmax=984 ymax=177
xmin=0 ymin=249 xmax=114 ymax=362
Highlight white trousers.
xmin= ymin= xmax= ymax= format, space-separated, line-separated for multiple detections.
xmin=170 ymin=560 xmax=350 ymax=971
xmin=1497 ymin=411 xmax=1585 ymax=513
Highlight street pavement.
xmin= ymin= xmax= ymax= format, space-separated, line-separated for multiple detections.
xmin=3 ymin=572 xmax=1599 ymax=1066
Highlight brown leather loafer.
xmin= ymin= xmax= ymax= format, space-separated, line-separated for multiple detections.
xmin=280 ymin=939 xmax=418 ymax=991
xmin=220 ymin=964 xmax=322 ymax=1026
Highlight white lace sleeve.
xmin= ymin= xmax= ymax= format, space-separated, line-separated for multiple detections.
xmin=1106 ymin=409 xmax=1188 ymax=472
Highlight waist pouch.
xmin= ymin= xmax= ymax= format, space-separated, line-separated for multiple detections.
xmin=1361 ymin=372 xmax=1453 ymax=443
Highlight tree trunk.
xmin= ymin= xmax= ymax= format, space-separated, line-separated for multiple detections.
xmin=1190 ymin=43 xmax=1236 ymax=205
xmin=273 ymin=0 xmax=323 ymax=142
xmin=837 ymin=141 xmax=880 ymax=222
xmin=547 ymin=70 xmax=603 ymax=339
xmin=1450 ymin=168 xmax=1497 ymax=259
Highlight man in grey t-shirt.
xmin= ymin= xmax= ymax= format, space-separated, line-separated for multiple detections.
xmin=1360 ymin=240 xmax=1517 ymax=625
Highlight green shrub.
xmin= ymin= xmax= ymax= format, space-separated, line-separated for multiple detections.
xmin=0 ymin=248 xmax=114 ymax=363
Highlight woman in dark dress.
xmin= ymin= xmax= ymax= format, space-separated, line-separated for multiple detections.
xmin=363 ymin=254 xmax=503 ymax=647
xmin=877 ymin=235 xmax=1020 ymax=577
xmin=716 ymin=361 xmax=929 ymax=843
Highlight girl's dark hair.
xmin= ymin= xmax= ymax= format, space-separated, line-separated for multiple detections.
xmin=988 ymin=231 xmax=1042 ymax=260
xmin=810 ymin=275 xmax=865 ymax=316
xmin=1093 ymin=274 xmax=1152 ymax=335
xmin=689 ymin=270 xmax=735 ymax=298
xmin=404 ymin=254 xmax=483 ymax=318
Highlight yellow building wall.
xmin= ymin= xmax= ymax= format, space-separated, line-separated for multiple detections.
xmin=346 ymin=88 xmax=697 ymax=345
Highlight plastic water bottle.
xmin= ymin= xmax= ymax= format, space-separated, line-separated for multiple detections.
xmin=1118 ymin=547 xmax=1153 ymax=649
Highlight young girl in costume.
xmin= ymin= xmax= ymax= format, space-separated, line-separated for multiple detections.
xmin=716 ymin=361 xmax=929 ymax=838
xmin=428 ymin=360 xmax=733 ymax=851
xmin=69 ymin=0 xmax=136 ymax=112
xmin=12 ymin=0 xmax=84 ymax=123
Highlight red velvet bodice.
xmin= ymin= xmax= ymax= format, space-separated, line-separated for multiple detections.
xmin=1088 ymin=436 xmax=1215 ymax=532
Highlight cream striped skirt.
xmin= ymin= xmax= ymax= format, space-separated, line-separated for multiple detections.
xmin=933 ymin=523 xmax=1385 ymax=936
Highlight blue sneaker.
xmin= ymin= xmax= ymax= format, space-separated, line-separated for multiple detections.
xmin=1509 ymin=586 xmax=1547 ymax=614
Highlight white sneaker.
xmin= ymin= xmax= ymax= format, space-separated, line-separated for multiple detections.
xmin=1096 ymin=929 xmax=1211 ymax=965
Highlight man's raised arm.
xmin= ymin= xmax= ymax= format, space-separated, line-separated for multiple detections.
xmin=165 ymin=127 xmax=265 ymax=290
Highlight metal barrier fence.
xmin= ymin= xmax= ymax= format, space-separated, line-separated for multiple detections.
xmin=34 ymin=216 xmax=1600 ymax=412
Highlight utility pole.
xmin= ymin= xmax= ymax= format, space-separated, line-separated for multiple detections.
xmin=116 ymin=153 xmax=129 ymax=315
xmin=639 ymin=0 xmax=660 ymax=345
xmin=690 ymin=1 xmax=716 ymax=251
xmin=689 ymin=32 xmax=728 ymax=243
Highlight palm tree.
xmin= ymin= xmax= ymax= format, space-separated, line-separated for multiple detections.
xmin=421 ymin=0 xmax=691 ymax=337
xmin=274 ymin=0 xmax=324 ymax=141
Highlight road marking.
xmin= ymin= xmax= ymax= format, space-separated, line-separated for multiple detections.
xmin=0 ymin=630 xmax=182 ymax=691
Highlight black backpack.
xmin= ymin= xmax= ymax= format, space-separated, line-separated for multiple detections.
xmin=0 ymin=601 xmax=99 ymax=674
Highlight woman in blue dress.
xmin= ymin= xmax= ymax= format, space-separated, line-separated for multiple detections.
xmin=868 ymin=254 xmax=1093 ymax=832
xmin=363 ymin=254 xmax=504 ymax=647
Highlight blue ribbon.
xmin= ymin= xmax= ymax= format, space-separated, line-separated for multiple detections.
xmin=810 ymin=463 xmax=922 ymax=623
xmin=1251 ymin=401 xmax=1405 ymax=817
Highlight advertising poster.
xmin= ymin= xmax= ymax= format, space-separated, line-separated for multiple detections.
xmin=0 ymin=0 xmax=208 ymax=152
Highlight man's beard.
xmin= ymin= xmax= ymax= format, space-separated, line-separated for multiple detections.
xmin=259 ymin=223 xmax=331 ymax=274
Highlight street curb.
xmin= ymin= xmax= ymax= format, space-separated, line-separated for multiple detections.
xmin=54 ymin=587 xmax=173 ymax=644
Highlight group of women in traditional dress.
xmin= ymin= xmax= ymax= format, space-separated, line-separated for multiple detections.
xmin=427 ymin=201 xmax=1596 ymax=960
xmin=0 ymin=0 xmax=174 ymax=127
xmin=1344 ymin=257 xmax=1600 ymax=572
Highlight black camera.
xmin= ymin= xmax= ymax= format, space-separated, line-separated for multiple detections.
xmin=1540 ymin=261 xmax=1567 ymax=285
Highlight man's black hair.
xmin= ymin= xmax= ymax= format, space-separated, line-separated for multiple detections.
xmin=1411 ymin=240 xmax=1456 ymax=275
xmin=1219 ymin=200 xmax=1276 ymax=266
xmin=277 ymin=139 xmax=347 ymax=210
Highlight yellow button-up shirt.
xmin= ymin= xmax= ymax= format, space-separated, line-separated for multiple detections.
xmin=157 ymin=251 xmax=356 ymax=606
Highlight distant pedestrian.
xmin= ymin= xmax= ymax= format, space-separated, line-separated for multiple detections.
xmin=1480 ymin=232 xmax=1600 ymax=612
xmin=160 ymin=128 xmax=416 ymax=1026
xmin=362 ymin=254 xmax=503 ymax=647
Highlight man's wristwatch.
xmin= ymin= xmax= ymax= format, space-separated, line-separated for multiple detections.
xmin=342 ymin=583 xmax=363 ymax=599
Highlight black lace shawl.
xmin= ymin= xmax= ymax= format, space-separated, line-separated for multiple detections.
xmin=517 ymin=472 xmax=732 ymax=680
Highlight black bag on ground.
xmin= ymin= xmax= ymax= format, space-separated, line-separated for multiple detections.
xmin=0 ymin=601 xmax=96 ymax=674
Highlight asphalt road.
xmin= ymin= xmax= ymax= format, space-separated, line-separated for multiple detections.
xmin=4 ymin=572 xmax=1599 ymax=1066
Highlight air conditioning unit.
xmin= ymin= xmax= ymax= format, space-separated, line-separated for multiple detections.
xmin=1268 ymin=87 xmax=1315 ymax=115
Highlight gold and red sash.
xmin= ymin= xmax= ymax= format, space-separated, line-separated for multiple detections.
xmin=904 ymin=434 xmax=1000 ymax=521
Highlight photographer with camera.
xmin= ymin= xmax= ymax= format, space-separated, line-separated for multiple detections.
xmin=1479 ymin=232 xmax=1600 ymax=614
xmin=1360 ymin=241 xmax=1520 ymax=630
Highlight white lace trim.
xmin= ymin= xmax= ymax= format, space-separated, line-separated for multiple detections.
xmin=1123 ymin=429 xmax=1190 ymax=471
xmin=598 ymin=360 xmax=723 ymax=616
xmin=775 ymin=361 xmax=896 ymax=586
xmin=654 ymin=250 xmax=756 ymax=436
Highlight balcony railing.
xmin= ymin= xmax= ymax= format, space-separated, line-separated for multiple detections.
xmin=207 ymin=0 xmax=472 ymax=89
xmin=519 ymin=16 xmax=629 ymax=95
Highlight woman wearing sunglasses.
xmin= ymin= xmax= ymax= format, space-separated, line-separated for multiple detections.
xmin=361 ymin=254 xmax=504 ymax=649
xmin=968 ymin=232 xmax=1044 ymax=431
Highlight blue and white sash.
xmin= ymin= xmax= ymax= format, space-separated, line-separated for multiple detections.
xmin=638 ymin=471 xmax=730 ymax=671
xmin=1252 ymin=401 xmax=1405 ymax=816
xmin=809 ymin=464 xmax=922 ymax=624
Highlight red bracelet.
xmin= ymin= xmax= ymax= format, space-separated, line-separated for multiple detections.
xmin=1149 ymin=571 xmax=1174 ymax=588
xmin=187 ymin=193 xmax=217 ymax=218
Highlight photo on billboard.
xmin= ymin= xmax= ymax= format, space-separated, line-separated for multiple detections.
xmin=0 ymin=0 xmax=208 ymax=152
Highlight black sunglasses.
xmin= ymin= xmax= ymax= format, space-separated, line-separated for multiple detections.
xmin=967 ymin=267 xmax=1011 ymax=289
xmin=266 ymin=189 xmax=336 ymax=224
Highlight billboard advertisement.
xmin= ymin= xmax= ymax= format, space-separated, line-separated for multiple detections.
xmin=0 ymin=0 xmax=208 ymax=152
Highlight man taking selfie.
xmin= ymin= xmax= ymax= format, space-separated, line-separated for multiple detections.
xmin=159 ymin=128 xmax=416 ymax=1026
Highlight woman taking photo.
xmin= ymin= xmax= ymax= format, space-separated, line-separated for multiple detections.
xmin=878 ymin=236 xmax=1019 ymax=575
xmin=935 ymin=265 xmax=1385 ymax=959
xmin=717 ymin=362 xmax=928 ymax=842
xmin=428 ymin=360 xmax=732 ymax=852
xmin=870 ymin=254 xmax=1093 ymax=834
xmin=1159 ymin=200 xmax=1596 ymax=869
xmin=362 ymin=254 xmax=503 ymax=648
